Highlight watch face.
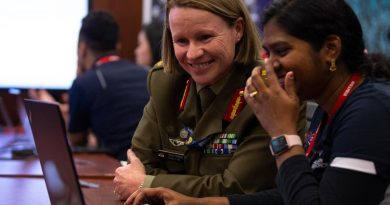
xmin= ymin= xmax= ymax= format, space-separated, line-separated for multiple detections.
xmin=270 ymin=136 xmax=288 ymax=155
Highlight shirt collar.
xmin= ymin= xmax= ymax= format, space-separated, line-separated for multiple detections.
xmin=196 ymin=70 xmax=234 ymax=95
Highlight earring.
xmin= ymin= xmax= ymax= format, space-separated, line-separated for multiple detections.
xmin=329 ymin=59 xmax=337 ymax=72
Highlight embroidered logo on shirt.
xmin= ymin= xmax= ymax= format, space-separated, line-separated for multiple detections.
xmin=311 ymin=158 xmax=328 ymax=169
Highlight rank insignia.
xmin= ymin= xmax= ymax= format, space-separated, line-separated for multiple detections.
xmin=224 ymin=88 xmax=246 ymax=122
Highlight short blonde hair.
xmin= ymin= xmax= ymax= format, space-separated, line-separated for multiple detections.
xmin=162 ymin=0 xmax=262 ymax=73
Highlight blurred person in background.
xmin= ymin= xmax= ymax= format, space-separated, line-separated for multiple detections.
xmin=134 ymin=21 xmax=164 ymax=68
xmin=31 ymin=11 xmax=149 ymax=161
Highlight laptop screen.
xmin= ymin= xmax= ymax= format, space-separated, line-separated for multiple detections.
xmin=24 ymin=99 xmax=85 ymax=205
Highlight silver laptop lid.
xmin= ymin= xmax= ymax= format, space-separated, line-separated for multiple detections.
xmin=24 ymin=99 xmax=85 ymax=205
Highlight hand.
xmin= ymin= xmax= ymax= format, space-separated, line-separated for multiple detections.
xmin=124 ymin=187 xmax=202 ymax=205
xmin=244 ymin=64 xmax=300 ymax=137
xmin=113 ymin=149 xmax=146 ymax=201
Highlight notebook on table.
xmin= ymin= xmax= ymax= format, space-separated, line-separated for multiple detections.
xmin=24 ymin=99 xmax=87 ymax=205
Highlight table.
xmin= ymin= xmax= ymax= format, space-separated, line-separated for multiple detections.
xmin=0 ymin=153 xmax=118 ymax=178
xmin=0 ymin=134 xmax=123 ymax=205
xmin=0 ymin=177 xmax=123 ymax=205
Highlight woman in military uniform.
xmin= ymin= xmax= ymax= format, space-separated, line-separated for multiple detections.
xmin=113 ymin=0 xmax=306 ymax=200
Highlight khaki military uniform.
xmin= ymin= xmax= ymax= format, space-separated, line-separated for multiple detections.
xmin=132 ymin=64 xmax=307 ymax=197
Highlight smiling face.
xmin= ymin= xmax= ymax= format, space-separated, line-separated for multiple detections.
xmin=262 ymin=19 xmax=332 ymax=100
xmin=168 ymin=7 xmax=243 ymax=86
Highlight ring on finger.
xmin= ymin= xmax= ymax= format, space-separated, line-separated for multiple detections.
xmin=249 ymin=90 xmax=258 ymax=97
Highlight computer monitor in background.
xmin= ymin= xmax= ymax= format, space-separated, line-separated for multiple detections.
xmin=0 ymin=0 xmax=90 ymax=90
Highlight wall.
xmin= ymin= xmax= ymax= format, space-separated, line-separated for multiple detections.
xmin=0 ymin=0 xmax=144 ymax=128
xmin=92 ymin=0 xmax=143 ymax=61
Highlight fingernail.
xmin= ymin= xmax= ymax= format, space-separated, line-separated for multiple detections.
xmin=254 ymin=67 xmax=261 ymax=75
xmin=288 ymin=72 xmax=294 ymax=79
xmin=273 ymin=61 xmax=279 ymax=68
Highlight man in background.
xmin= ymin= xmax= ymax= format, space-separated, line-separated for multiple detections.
xmin=67 ymin=11 xmax=149 ymax=161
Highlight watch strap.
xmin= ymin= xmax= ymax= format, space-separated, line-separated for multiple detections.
xmin=284 ymin=134 xmax=302 ymax=148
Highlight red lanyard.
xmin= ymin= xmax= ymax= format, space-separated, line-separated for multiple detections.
xmin=95 ymin=55 xmax=120 ymax=66
xmin=305 ymin=73 xmax=362 ymax=156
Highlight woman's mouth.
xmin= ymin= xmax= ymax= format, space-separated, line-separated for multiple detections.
xmin=188 ymin=60 xmax=214 ymax=69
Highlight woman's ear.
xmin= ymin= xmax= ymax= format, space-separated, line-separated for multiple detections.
xmin=234 ymin=17 xmax=244 ymax=43
xmin=323 ymin=35 xmax=342 ymax=60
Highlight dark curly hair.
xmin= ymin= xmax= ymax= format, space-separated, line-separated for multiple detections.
xmin=79 ymin=11 xmax=119 ymax=53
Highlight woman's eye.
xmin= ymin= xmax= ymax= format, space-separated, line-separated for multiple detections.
xmin=174 ymin=38 xmax=188 ymax=46
xmin=198 ymin=35 xmax=212 ymax=42
xmin=275 ymin=47 xmax=289 ymax=56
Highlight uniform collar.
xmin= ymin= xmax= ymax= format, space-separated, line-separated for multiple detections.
xmin=179 ymin=65 xmax=248 ymax=140
xmin=195 ymin=70 xmax=234 ymax=95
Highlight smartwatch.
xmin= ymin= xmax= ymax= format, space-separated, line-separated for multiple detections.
xmin=269 ymin=134 xmax=302 ymax=156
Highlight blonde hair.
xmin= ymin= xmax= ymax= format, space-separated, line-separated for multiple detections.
xmin=162 ymin=0 xmax=262 ymax=73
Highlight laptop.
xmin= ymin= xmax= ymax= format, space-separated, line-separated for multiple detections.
xmin=0 ymin=96 xmax=35 ymax=159
xmin=24 ymin=99 xmax=86 ymax=205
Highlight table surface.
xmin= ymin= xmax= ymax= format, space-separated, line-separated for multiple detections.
xmin=0 ymin=177 xmax=124 ymax=205
xmin=0 ymin=133 xmax=124 ymax=205
xmin=0 ymin=153 xmax=119 ymax=178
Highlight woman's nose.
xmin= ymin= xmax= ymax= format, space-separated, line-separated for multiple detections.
xmin=186 ymin=43 xmax=204 ymax=60
xmin=265 ymin=57 xmax=282 ymax=72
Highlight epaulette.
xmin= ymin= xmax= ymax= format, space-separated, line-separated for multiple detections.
xmin=151 ymin=60 xmax=164 ymax=71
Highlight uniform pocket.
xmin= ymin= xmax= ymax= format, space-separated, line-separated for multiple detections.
xmin=199 ymin=155 xmax=233 ymax=175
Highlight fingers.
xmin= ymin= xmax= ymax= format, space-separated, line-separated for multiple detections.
xmin=246 ymin=62 xmax=287 ymax=99
xmin=125 ymin=188 xmax=165 ymax=205
xmin=244 ymin=67 xmax=262 ymax=99
xmin=127 ymin=150 xmax=146 ymax=174
xmin=251 ymin=66 xmax=268 ymax=94
xmin=284 ymin=71 xmax=298 ymax=100
xmin=127 ymin=149 xmax=142 ymax=164
xmin=263 ymin=61 xmax=281 ymax=89
xmin=113 ymin=166 xmax=124 ymax=182
xmin=113 ymin=167 xmax=125 ymax=199
xmin=124 ymin=188 xmax=143 ymax=205
xmin=127 ymin=149 xmax=140 ymax=164
xmin=244 ymin=78 xmax=256 ymax=103
xmin=245 ymin=66 xmax=270 ymax=101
